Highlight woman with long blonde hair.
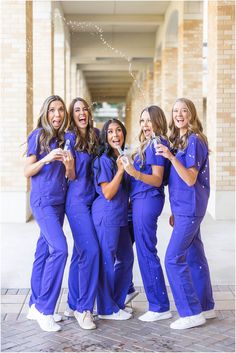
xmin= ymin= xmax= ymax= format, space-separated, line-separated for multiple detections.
xmin=156 ymin=98 xmax=215 ymax=330
xmin=24 ymin=95 xmax=75 ymax=332
xmin=122 ymin=105 xmax=171 ymax=322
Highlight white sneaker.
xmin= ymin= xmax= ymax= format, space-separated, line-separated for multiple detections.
xmin=64 ymin=305 xmax=74 ymax=317
xmin=27 ymin=305 xmax=62 ymax=322
xmin=37 ymin=314 xmax=61 ymax=332
xmin=203 ymin=309 xmax=217 ymax=319
xmin=28 ymin=304 xmax=61 ymax=332
xmin=170 ymin=313 xmax=206 ymax=330
xmin=138 ymin=310 xmax=172 ymax=322
xmin=124 ymin=291 xmax=139 ymax=305
xmin=99 ymin=309 xmax=132 ymax=320
xmin=74 ymin=310 xmax=96 ymax=330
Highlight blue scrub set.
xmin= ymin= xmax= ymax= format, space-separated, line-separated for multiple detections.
xmin=65 ymin=132 xmax=99 ymax=313
xmin=92 ymin=154 xmax=134 ymax=315
xmin=27 ymin=128 xmax=68 ymax=315
xmin=130 ymin=138 xmax=170 ymax=313
xmin=166 ymin=133 xmax=215 ymax=317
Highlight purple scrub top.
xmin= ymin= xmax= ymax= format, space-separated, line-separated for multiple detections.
xmin=92 ymin=153 xmax=129 ymax=227
xmin=27 ymin=128 xmax=67 ymax=207
xmin=130 ymin=137 xmax=169 ymax=200
xmin=65 ymin=131 xmax=96 ymax=205
xmin=168 ymin=133 xmax=210 ymax=217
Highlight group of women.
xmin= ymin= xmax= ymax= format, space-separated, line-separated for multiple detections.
xmin=24 ymin=94 xmax=215 ymax=333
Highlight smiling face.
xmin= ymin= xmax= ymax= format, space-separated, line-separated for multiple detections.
xmin=172 ymin=101 xmax=190 ymax=135
xmin=73 ymin=100 xmax=89 ymax=133
xmin=140 ymin=110 xmax=154 ymax=139
xmin=107 ymin=122 xmax=125 ymax=153
xmin=47 ymin=100 xmax=65 ymax=130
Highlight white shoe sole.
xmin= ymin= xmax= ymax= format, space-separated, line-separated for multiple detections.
xmin=98 ymin=312 xmax=132 ymax=321
xmin=38 ymin=323 xmax=61 ymax=332
xmin=170 ymin=317 xmax=206 ymax=330
xmin=138 ymin=311 xmax=172 ymax=322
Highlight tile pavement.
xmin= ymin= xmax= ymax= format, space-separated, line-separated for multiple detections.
xmin=1 ymin=285 xmax=235 ymax=352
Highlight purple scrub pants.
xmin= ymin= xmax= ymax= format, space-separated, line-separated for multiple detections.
xmin=165 ymin=215 xmax=215 ymax=317
xmin=66 ymin=203 xmax=99 ymax=313
xmin=29 ymin=204 xmax=68 ymax=315
xmin=132 ymin=194 xmax=170 ymax=312
xmin=95 ymin=223 xmax=134 ymax=315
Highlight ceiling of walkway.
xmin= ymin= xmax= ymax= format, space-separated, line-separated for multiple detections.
xmin=61 ymin=1 xmax=170 ymax=103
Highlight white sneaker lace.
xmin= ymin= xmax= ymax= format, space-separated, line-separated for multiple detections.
xmin=83 ymin=311 xmax=93 ymax=322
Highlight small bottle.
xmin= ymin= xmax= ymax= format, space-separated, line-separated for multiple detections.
xmin=64 ymin=139 xmax=70 ymax=151
xmin=116 ymin=145 xmax=124 ymax=156
xmin=151 ymin=133 xmax=161 ymax=149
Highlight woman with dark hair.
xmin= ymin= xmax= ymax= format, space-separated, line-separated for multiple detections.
xmin=64 ymin=97 xmax=100 ymax=330
xmin=92 ymin=118 xmax=134 ymax=320
xmin=24 ymin=95 xmax=75 ymax=332
xmin=156 ymin=98 xmax=215 ymax=330
xmin=121 ymin=105 xmax=171 ymax=322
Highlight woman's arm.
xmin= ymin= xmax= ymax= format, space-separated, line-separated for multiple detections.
xmin=24 ymin=148 xmax=65 ymax=178
xmin=156 ymin=143 xmax=198 ymax=187
xmin=121 ymin=156 xmax=164 ymax=187
xmin=62 ymin=151 xmax=76 ymax=180
xmin=101 ymin=157 xmax=124 ymax=200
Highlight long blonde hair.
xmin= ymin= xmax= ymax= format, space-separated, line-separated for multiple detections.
xmin=68 ymin=97 xmax=98 ymax=154
xmin=169 ymin=98 xmax=209 ymax=151
xmin=35 ymin=95 xmax=68 ymax=154
xmin=133 ymin=105 xmax=168 ymax=166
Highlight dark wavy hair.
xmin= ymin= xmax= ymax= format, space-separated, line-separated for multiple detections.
xmin=94 ymin=118 xmax=127 ymax=185
xmin=68 ymin=97 xmax=99 ymax=154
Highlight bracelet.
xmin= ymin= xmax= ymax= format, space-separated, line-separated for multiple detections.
xmin=135 ymin=171 xmax=141 ymax=180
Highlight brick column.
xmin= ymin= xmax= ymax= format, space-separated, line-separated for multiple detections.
xmin=161 ymin=47 xmax=178 ymax=118
xmin=153 ymin=60 xmax=162 ymax=106
xmin=33 ymin=1 xmax=54 ymax=126
xmin=125 ymin=75 xmax=145 ymax=148
xmin=207 ymin=1 xmax=235 ymax=219
xmin=178 ymin=1 xmax=204 ymax=119
xmin=53 ymin=6 xmax=66 ymax=100
xmin=76 ymin=69 xmax=91 ymax=103
xmin=143 ymin=68 xmax=153 ymax=106
xmin=65 ymin=37 xmax=71 ymax=106
xmin=1 ymin=1 xmax=33 ymax=222
xmin=70 ymin=61 xmax=77 ymax=101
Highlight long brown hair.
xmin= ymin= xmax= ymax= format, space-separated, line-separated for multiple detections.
xmin=68 ymin=97 xmax=98 ymax=154
xmin=169 ymin=98 xmax=209 ymax=151
xmin=133 ymin=105 xmax=168 ymax=164
xmin=35 ymin=95 xmax=68 ymax=154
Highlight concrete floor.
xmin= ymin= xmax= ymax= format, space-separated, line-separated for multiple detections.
xmin=1 ymin=210 xmax=235 ymax=352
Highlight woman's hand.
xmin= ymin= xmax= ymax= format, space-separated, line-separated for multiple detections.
xmin=156 ymin=143 xmax=174 ymax=161
xmin=24 ymin=148 xmax=65 ymax=178
xmin=116 ymin=155 xmax=125 ymax=174
xmin=62 ymin=151 xmax=76 ymax=180
xmin=43 ymin=148 xmax=65 ymax=164
xmin=120 ymin=156 xmax=136 ymax=177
